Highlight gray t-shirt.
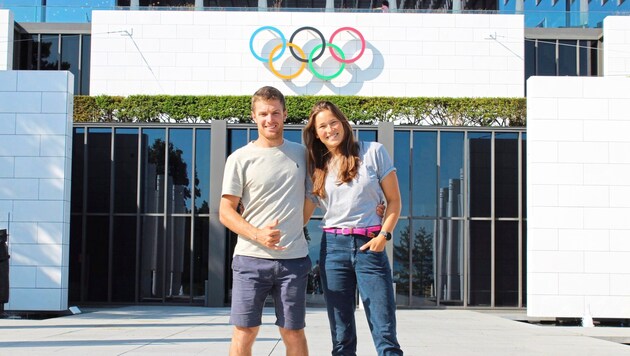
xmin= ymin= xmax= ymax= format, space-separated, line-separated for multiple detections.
xmin=222 ymin=140 xmax=309 ymax=259
xmin=319 ymin=141 xmax=396 ymax=228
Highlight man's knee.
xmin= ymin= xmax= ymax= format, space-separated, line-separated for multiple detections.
xmin=279 ymin=327 xmax=306 ymax=343
xmin=233 ymin=326 xmax=259 ymax=343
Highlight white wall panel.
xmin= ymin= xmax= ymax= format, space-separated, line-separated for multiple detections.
xmin=604 ymin=17 xmax=630 ymax=77
xmin=0 ymin=10 xmax=13 ymax=70
xmin=90 ymin=11 xmax=524 ymax=97
xmin=527 ymin=76 xmax=630 ymax=319
xmin=0 ymin=70 xmax=73 ymax=312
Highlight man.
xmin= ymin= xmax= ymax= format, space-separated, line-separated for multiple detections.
xmin=219 ymin=86 xmax=311 ymax=356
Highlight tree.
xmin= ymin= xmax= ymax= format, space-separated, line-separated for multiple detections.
xmin=393 ymin=225 xmax=434 ymax=298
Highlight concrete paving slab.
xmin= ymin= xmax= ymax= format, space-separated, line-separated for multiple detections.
xmin=0 ymin=306 xmax=629 ymax=355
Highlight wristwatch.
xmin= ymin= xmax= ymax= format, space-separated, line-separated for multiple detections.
xmin=378 ymin=231 xmax=392 ymax=241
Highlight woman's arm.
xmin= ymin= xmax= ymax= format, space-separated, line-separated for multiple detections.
xmin=360 ymin=170 xmax=402 ymax=252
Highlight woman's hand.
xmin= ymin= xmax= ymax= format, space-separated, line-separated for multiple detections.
xmin=360 ymin=235 xmax=387 ymax=252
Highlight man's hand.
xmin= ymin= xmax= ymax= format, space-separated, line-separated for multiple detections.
xmin=255 ymin=219 xmax=286 ymax=250
xmin=376 ymin=201 xmax=386 ymax=217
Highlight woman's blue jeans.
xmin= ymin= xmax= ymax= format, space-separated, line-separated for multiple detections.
xmin=320 ymin=231 xmax=403 ymax=356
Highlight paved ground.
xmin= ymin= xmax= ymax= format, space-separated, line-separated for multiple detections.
xmin=0 ymin=306 xmax=629 ymax=355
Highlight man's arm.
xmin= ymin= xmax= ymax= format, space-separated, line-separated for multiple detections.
xmin=219 ymin=194 xmax=284 ymax=250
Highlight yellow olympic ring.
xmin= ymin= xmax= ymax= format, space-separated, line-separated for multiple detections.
xmin=268 ymin=42 xmax=307 ymax=80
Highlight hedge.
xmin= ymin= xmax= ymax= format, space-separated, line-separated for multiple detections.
xmin=74 ymin=95 xmax=526 ymax=126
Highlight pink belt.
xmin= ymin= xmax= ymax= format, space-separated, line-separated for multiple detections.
xmin=323 ymin=225 xmax=382 ymax=238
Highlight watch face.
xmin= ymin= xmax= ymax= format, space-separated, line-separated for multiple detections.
xmin=380 ymin=231 xmax=392 ymax=240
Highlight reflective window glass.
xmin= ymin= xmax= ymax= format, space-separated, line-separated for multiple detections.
xmin=394 ymin=131 xmax=410 ymax=217
xmin=228 ymin=129 xmax=248 ymax=154
xmin=61 ymin=34 xmax=80 ymax=93
xmin=358 ymin=130 xmax=377 ymax=142
xmin=141 ymin=128 xmax=166 ymax=214
xmin=468 ymin=132 xmax=491 ymax=218
xmin=438 ymin=219 xmax=463 ymax=306
xmin=558 ymin=40 xmax=577 ymax=76
xmin=412 ymin=132 xmax=437 ymax=217
xmin=522 ymin=133 xmax=527 ymax=218
xmin=112 ymin=216 xmax=137 ymax=302
xmin=85 ymin=216 xmax=109 ymax=302
xmin=495 ymin=221 xmax=519 ymax=307
xmin=469 ymin=220 xmax=491 ymax=306
xmin=284 ymin=129 xmax=302 ymax=143
xmin=522 ymin=220 xmax=527 ymax=306
xmin=439 ymin=132 xmax=464 ymax=218
xmin=86 ymin=128 xmax=111 ymax=213
xmin=393 ymin=218 xmax=410 ymax=305
xmin=81 ymin=35 xmax=91 ymax=95
xmin=537 ymin=39 xmax=557 ymax=76
xmin=114 ymin=128 xmax=139 ymax=214
xmin=411 ymin=219 xmax=438 ymax=306
xmin=524 ymin=38 xmax=536 ymax=83
xmin=139 ymin=216 xmax=165 ymax=301
xmin=164 ymin=216 xmax=192 ymax=302
xmin=71 ymin=128 xmax=84 ymax=213
xmin=168 ymin=129 xmax=194 ymax=213
xmin=495 ymin=133 xmax=519 ymax=218
xmin=40 ymin=34 xmax=60 ymax=70
xmin=69 ymin=217 xmax=82 ymax=302
xmin=192 ymin=216 xmax=209 ymax=301
xmin=195 ymin=129 xmax=211 ymax=214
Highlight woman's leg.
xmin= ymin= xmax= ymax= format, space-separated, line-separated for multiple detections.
xmin=355 ymin=238 xmax=403 ymax=356
xmin=320 ymin=232 xmax=358 ymax=356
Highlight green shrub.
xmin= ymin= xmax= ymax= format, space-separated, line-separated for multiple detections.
xmin=73 ymin=95 xmax=526 ymax=127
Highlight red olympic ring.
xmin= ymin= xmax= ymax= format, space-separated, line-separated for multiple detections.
xmin=329 ymin=27 xmax=366 ymax=64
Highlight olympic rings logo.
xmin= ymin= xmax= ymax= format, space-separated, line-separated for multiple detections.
xmin=249 ymin=26 xmax=366 ymax=81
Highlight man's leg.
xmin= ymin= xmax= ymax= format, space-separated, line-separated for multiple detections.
xmin=279 ymin=327 xmax=308 ymax=356
xmin=230 ymin=326 xmax=260 ymax=356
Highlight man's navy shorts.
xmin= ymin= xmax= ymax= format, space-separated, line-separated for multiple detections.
xmin=230 ymin=255 xmax=311 ymax=330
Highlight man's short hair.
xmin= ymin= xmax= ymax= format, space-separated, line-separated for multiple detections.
xmin=251 ymin=86 xmax=286 ymax=111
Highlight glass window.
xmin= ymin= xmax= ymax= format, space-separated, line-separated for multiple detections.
xmin=439 ymin=132 xmax=464 ymax=218
xmin=358 ymin=129 xmax=377 ymax=142
xmin=228 ymin=129 xmax=248 ymax=154
xmin=412 ymin=131 xmax=437 ymax=217
xmin=522 ymin=220 xmax=527 ymax=306
xmin=139 ymin=216 xmax=165 ymax=300
xmin=40 ymin=34 xmax=60 ymax=70
xmin=469 ymin=220 xmax=491 ymax=306
xmin=195 ymin=129 xmax=211 ymax=214
xmin=394 ymin=131 xmax=410 ymax=217
xmin=495 ymin=133 xmax=519 ymax=218
xmin=85 ymin=216 xmax=109 ymax=302
xmin=18 ymin=34 xmax=38 ymax=70
xmin=71 ymin=128 xmax=85 ymax=213
xmin=524 ymin=38 xmax=536 ymax=84
xmin=537 ymin=39 xmax=557 ymax=76
xmin=192 ymin=216 xmax=209 ymax=301
xmin=522 ymin=133 xmax=527 ymax=218
xmin=68 ymin=216 xmax=82 ymax=302
xmin=495 ymin=221 xmax=519 ymax=307
xmin=284 ymin=129 xmax=302 ymax=143
xmin=393 ymin=218 xmax=410 ymax=305
xmin=468 ymin=132 xmax=491 ymax=218
xmin=114 ymin=128 xmax=139 ymax=214
xmin=558 ymin=40 xmax=577 ymax=76
xmin=141 ymin=128 xmax=166 ymax=214
xmin=438 ymin=219 xmax=463 ymax=306
xmin=112 ymin=216 xmax=137 ymax=302
xmin=168 ymin=129 xmax=194 ymax=214
xmin=164 ymin=216 xmax=191 ymax=302
xmin=411 ymin=219 xmax=438 ymax=306
xmin=81 ymin=35 xmax=91 ymax=95
xmin=61 ymin=34 xmax=80 ymax=93
xmin=86 ymin=128 xmax=112 ymax=213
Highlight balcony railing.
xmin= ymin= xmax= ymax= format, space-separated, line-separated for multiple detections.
xmin=1 ymin=4 xmax=629 ymax=28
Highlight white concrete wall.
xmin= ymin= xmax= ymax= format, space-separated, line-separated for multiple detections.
xmin=90 ymin=11 xmax=524 ymax=97
xmin=0 ymin=70 xmax=74 ymax=312
xmin=603 ymin=16 xmax=630 ymax=77
xmin=526 ymin=76 xmax=630 ymax=319
xmin=0 ymin=10 xmax=13 ymax=70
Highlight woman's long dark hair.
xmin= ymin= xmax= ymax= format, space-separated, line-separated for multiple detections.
xmin=303 ymin=101 xmax=360 ymax=198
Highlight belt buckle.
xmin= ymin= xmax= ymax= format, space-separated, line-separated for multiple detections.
xmin=341 ymin=227 xmax=353 ymax=235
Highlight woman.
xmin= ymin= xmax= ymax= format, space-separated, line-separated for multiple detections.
xmin=303 ymin=101 xmax=403 ymax=356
